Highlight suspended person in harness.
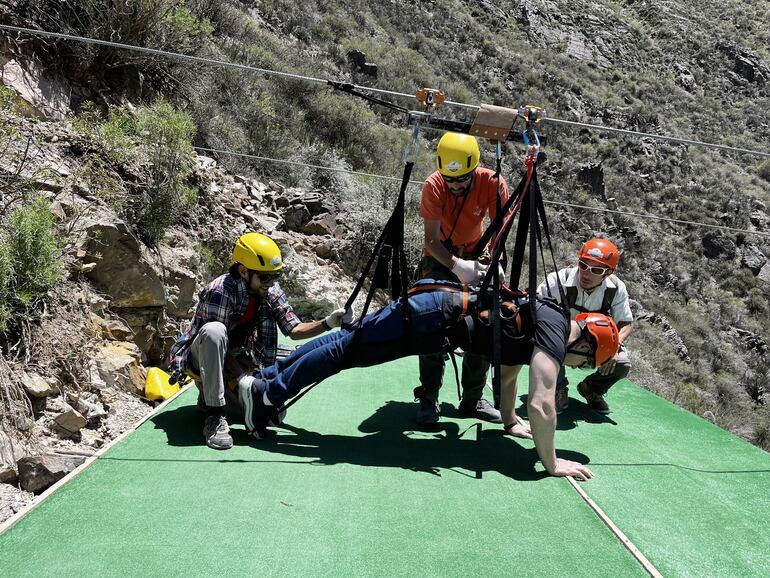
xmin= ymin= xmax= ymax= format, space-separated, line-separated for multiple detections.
xmin=536 ymin=238 xmax=633 ymax=414
xmin=167 ymin=232 xmax=353 ymax=450
xmin=415 ymin=132 xmax=509 ymax=425
xmin=236 ymin=281 xmax=620 ymax=480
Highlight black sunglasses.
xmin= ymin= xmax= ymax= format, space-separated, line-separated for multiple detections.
xmin=442 ymin=172 xmax=473 ymax=184
xmin=578 ymin=261 xmax=609 ymax=275
xmin=256 ymin=271 xmax=281 ymax=284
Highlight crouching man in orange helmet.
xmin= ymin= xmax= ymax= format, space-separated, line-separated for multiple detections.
xmin=537 ymin=238 xmax=633 ymax=414
xmin=168 ymin=232 xmax=353 ymax=450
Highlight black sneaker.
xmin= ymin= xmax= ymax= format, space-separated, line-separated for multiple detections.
xmin=459 ymin=397 xmax=503 ymax=423
xmin=578 ymin=382 xmax=610 ymax=414
xmin=203 ymin=414 xmax=233 ymax=450
xmin=416 ymin=396 xmax=440 ymax=425
xmin=239 ymin=377 xmax=286 ymax=439
xmin=555 ymin=386 xmax=569 ymax=414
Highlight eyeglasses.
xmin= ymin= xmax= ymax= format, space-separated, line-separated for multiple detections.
xmin=578 ymin=261 xmax=609 ymax=275
xmin=442 ymin=172 xmax=473 ymax=184
xmin=567 ymin=333 xmax=596 ymax=369
xmin=566 ymin=346 xmax=595 ymax=369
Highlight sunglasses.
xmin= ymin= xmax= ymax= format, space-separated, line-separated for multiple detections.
xmin=578 ymin=261 xmax=609 ymax=275
xmin=256 ymin=271 xmax=281 ymax=284
xmin=442 ymin=172 xmax=473 ymax=184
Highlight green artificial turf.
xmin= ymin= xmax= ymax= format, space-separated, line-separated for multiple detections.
xmin=1 ymin=357 xmax=767 ymax=577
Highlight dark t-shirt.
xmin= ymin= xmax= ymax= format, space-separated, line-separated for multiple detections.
xmin=457 ymin=299 xmax=569 ymax=366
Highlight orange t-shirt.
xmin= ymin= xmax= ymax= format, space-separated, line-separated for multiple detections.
xmin=419 ymin=167 xmax=509 ymax=256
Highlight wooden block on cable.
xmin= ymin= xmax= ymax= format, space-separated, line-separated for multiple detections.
xmin=469 ymin=104 xmax=518 ymax=143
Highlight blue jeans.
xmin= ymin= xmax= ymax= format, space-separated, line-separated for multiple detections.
xmin=259 ymin=291 xmax=451 ymax=406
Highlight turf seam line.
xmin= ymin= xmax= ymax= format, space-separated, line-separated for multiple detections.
xmin=566 ymin=475 xmax=663 ymax=578
xmin=0 ymin=384 xmax=193 ymax=537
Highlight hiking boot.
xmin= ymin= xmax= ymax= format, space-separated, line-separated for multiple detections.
xmin=416 ymin=396 xmax=440 ymax=425
xmin=555 ymin=387 xmax=569 ymax=414
xmin=239 ymin=376 xmax=286 ymax=439
xmin=459 ymin=397 xmax=503 ymax=423
xmin=203 ymin=414 xmax=233 ymax=450
xmin=578 ymin=381 xmax=610 ymax=414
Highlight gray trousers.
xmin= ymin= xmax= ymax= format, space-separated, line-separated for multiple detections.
xmin=188 ymin=321 xmax=247 ymax=423
xmin=556 ymin=344 xmax=631 ymax=396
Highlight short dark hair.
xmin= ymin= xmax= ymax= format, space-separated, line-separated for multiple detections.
xmin=228 ymin=262 xmax=241 ymax=278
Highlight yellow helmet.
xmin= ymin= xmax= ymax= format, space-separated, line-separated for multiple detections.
xmin=231 ymin=232 xmax=283 ymax=272
xmin=436 ymin=132 xmax=480 ymax=177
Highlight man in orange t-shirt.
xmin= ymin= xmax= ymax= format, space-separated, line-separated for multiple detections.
xmin=415 ymin=132 xmax=509 ymax=425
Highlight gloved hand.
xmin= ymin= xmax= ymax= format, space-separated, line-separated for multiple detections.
xmin=325 ymin=306 xmax=355 ymax=329
xmin=451 ymin=258 xmax=487 ymax=285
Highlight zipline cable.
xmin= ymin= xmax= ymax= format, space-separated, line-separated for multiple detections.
xmin=541 ymin=200 xmax=770 ymax=239
xmin=195 ymin=146 xmax=424 ymax=185
xmin=1 ymin=24 xmax=769 ymax=158
xmin=194 ymin=146 xmax=770 ymax=239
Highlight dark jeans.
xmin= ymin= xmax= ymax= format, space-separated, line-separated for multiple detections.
xmin=417 ymin=256 xmax=489 ymax=404
xmin=259 ymin=291 xmax=450 ymax=407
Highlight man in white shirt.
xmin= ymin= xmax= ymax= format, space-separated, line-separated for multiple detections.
xmin=536 ymin=238 xmax=633 ymax=413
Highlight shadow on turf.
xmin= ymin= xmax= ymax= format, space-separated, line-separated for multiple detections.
xmin=516 ymin=394 xmax=618 ymax=431
xmin=138 ymin=402 xmax=770 ymax=475
xmin=246 ymin=401 xmax=587 ymax=480
xmin=149 ymin=399 xmax=590 ymax=481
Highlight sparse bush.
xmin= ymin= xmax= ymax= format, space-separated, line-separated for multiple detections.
xmin=671 ymin=381 xmax=705 ymax=415
xmin=757 ymin=160 xmax=770 ymax=182
xmin=74 ymin=99 xmax=197 ymax=243
xmin=132 ymin=99 xmax=197 ymax=244
xmin=78 ymin=156 xmax=126 ymax=210
xmin=7 ymin=0 xmax=212 ymax=102
xmin=0 ymin=198 xmax=62 ymax=339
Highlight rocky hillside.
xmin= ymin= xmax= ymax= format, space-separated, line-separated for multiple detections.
xmin=0 ymin=106 xmax=368 ymax=521
xmin=0 ymin=0 xmax=768 ymax=520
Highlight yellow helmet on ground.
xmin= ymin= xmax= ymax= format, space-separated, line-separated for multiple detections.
xmin=231 ymin=232 xmax=283 ymax=272
xmin=436 ymin=132 xmax=480 ymax=177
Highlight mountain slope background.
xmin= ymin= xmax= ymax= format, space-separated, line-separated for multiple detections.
xmin=0 ymin=0 xmax=768 ymax=509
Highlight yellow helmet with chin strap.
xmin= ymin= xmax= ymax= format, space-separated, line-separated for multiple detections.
xmin=436 ymin=132 xmax=480 ymax=178
xmin=231 ymin=232 xmax=283 ymax=272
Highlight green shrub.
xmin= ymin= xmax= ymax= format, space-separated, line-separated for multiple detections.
xmin=0 ymin=198 xmax=62 ymax=338
xmin=671 ymin=381 xmax=705 ymax=415
xmin=758 ymin=160 xmax=770 ymax=182
xmin=72 ymin=99 xmax=197 ymax=243
xmin=133 ymin=100 xmax=197 ymax=244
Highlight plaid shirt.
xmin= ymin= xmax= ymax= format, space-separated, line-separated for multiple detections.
xmin=168 ymin=273 xmax=300 ymax=378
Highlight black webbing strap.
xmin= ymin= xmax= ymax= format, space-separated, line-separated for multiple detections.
xmin=533 ymin=177 xmax=569 ymax=309
xmin=468 ymin=170 xmax=528 ymax=261
xmin=343 ymin=158 xmax=412 ymax=321
xmin=527 ymin=166 xmax=538 ymax=324
xmin=328 ymin=81 xmax=411 ymax=115
xmin=490 ymin=143 xmax=504 ymax=407
xmin=449 ymin=349 xmax=462 ymax=401
xmin=477 ymin=151 xmax=537 ymax=408
xmin=279 ymin=126 xmax=419 ymax=414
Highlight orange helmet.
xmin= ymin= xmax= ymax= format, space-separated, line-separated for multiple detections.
xmin=576 ymin=312 xmax=619 ymax=367
xmin=578 ymin=238 xmax=619 ymax=270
